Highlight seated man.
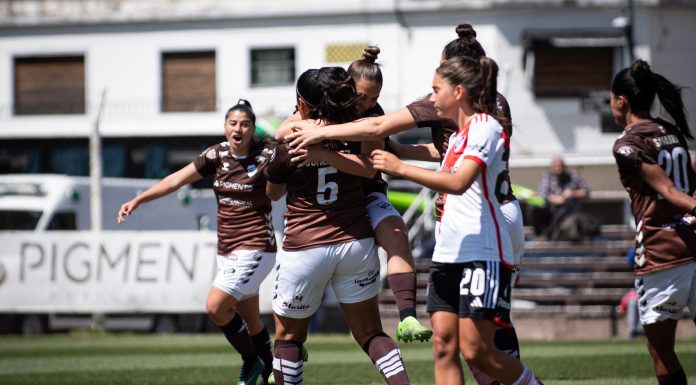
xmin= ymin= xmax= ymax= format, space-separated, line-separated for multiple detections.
xmin=532 ymin=156 xmax=590 ymax=240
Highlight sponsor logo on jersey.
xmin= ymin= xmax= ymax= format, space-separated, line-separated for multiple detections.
xmin=218 ymin=197 xmax=253 ymax=207
xmin=467 ymin=144 xmax=488 ymax=157
xmin=214 ymin=180 xmax=253 ymax=191
xmin=617 ymin=146 xmax=633 ymax=156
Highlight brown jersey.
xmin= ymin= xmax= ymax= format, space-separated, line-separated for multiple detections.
xmin=613 ymin=120 xmax=696 ymax=275
xmin=264 ymin=141 xmax=373 ymax=251
xmin=194 ymin=142 xmax=277 ymax=255
xmin=407 ymin=93 xmax=515 ymax=219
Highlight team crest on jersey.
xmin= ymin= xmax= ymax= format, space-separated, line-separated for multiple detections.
xmin=246 ymin=164 xmax=258 ymax=177
xmin=617 ymin=146 xmax=633 ymax=157
xmin=222 ymin=162 xmax=230 ymax=172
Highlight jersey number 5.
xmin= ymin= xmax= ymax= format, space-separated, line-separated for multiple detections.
xmin=317 ymin=166 xmax=339 ymax=205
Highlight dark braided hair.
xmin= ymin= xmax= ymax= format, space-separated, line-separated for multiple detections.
xmin=296 ymin=66 xmax=361 ymax=124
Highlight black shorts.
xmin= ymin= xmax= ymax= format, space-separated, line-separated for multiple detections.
xmin=427 ymin=260 xmax=513 ymax=326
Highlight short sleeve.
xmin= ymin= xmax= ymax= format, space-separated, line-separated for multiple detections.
xmin=193 ymin=145 xmax=219 ymax=177
xmin=406 ymin=95 xmax=440 ymax=128
xmin=263 ymin=142 xmax=292 ymax=184
xmin=613 ymin=134 xmax=657 ymax=174
xmin=463 ymin=118 xmax=500 ymax=167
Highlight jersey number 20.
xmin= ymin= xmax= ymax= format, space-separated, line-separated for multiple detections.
xmin=657 ymin=147 xmax=690 ymax=194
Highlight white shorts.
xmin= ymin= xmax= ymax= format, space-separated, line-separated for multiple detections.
xmin=365 ymin=192 xmax=401 ymax=230
xmin=213 ymin=250 xmax=276 ymax=301
xmin=272 ymin=238 xmax=380 ymax=319
xmin=501 ymin=199 xmax=524 ymax=266
xmin=636 ymin=262 xmax=696 ymax=325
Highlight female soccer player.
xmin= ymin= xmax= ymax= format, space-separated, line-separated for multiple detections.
xmin=288 ymin=46 xmax=432 ymax=343
xmin=610 ymin=59 xmax=696 ymax=385
xmin=264 ymin=66 xmax=410 ymax=385
xmin=283 ymin=25 xmax=524 ymax=385
xmin=371 ymin=56 xmax=541 ymax=385
xmin=117 ymin=100 xmax=276 ymax=385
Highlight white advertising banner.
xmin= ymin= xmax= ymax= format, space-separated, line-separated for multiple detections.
xmin=0 ymin=231 xmax=234 ymax=313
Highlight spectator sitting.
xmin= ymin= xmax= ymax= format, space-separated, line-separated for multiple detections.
xmin=531 ymin=156 xmax=591 ymax=241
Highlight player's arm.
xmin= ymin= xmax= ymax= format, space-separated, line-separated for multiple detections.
xmin=266 ymin=182 xmax=286 ymax=201
xmin=283 ymin=107 xmax=417 ymax=149
xmin=117 ymin=163 xmax=202 ymax=223
xmin=640 ymin=162 xmax=696 ymax=213
xmin=292 ymin=141 xmax=382 ymax=178
xmin=275 ymin=111 xmax=305 ymax=140
xmin=391 ymin=142 xmax=441 ymax=162
xmin=372 ymin=149 xmax=480 ymax=195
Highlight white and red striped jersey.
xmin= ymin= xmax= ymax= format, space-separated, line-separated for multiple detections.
xmin=433 ymin=114 xmax=514 ymax=267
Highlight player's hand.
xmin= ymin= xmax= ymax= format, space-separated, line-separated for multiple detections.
xmin=117 ymin=200 xmax=139 ymax=224
xmin=283 ymin=121 xmax=325 ymax=150
xmin=291 ymin=144 xmax=326 ymax=167
xmin=371 ymin=149 xmax=403 ymax=176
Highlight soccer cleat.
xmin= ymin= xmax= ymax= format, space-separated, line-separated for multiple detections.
xmin=396 ymin=316 xmax=433 ymax=343
xmin=237 ymin=357 xmax=264 ymax=385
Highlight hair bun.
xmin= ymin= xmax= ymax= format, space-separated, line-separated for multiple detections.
xmin=630 ymin=59 xmax=655 ymax=88
xmin=455 ymin=24 xmax=476 ymax=39
xmin=237 ymin=99 xmax=253 ymax=109
xmin=362 ymin=46 xmax=380 ymax=63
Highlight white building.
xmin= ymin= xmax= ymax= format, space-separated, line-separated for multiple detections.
xmin=1 ymin=0 xmax=695 ymax=191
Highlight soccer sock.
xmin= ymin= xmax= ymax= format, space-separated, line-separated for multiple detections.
xmin=363 ymin=332 xmax=410 ymax=385
xmin=219 ymin=313 xmax=257 ymax=362
xmin=494 ymin=327 xmax=521 ymax=358
xmin=388 ymin=272 xmax=417 ymax=320
xmin=251 ymin=327 xmax=274 ymax=380
xmin=657 ymin=369 xmax=687 ymax=385
xmin=510 ymin=364 xmax=540 ymax=385
xmin=273 ymin=340 xmax=304 ymax=385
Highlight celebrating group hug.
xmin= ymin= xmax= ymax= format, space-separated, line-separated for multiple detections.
xmin=117 ymin=22 xmax=696 ymax=385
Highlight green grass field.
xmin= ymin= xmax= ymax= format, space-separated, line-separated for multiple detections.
xmin=0 ymin=333 xmax=695 ymax=385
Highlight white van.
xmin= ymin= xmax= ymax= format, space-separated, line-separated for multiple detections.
xmin=0 ymin=174 xmax=217 ymax=231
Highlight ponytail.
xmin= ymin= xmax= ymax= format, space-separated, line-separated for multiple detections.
xmin=612 ymin=59 xmax=691 ymax=139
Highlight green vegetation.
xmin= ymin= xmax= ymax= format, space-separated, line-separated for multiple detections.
xmin=0 ymin=333 xmax=694 ymax=384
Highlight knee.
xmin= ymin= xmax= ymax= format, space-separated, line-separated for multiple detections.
xmin=205 ymin=298 xmax=227 ymax=325
xmin=432 ymin=331 xmax=459 ymax=361
xmin=460 ymin=342 xmax=489 ymax=368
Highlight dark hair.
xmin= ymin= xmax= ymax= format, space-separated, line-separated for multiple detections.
xmin=296 ymin=66 xmax=361 ymax=123
xmin=347 ymin=46 xmax=383 ymax=86
xmin=442 ymin=24 xmax=486 ymax=61
xmin=612 ymin=59 xmax=691 ymax=139
xmin=436 ymin=56 xmax=510 ymax=132
xmin=224 ymin=99 xmax=256 ymax=124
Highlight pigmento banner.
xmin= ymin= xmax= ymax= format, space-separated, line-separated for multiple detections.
xmin=0 ymin=231 xmax=229 ymax=313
